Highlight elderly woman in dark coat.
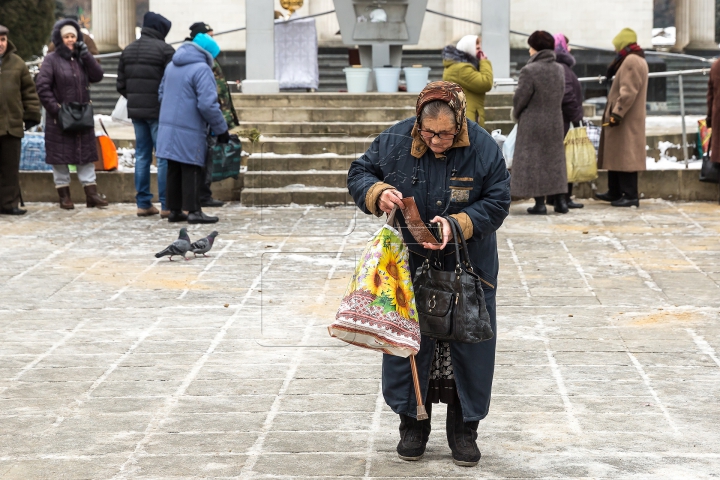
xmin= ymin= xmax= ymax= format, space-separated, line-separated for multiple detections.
xmin=511 ymin=31 xmax=568 ymax=214
xmin=347 ymin=81 xmax=510 ymax=467
xmin=36 ymin=19 xmax=106 ymax=210
xmin=550 ymin=32 xmax=585 ymax=209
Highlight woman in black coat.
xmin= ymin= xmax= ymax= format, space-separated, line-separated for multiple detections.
xmin=36 ymin=19 xmax=106 ymax=210
xmin=551 ymin=33 xmax=585 ymax=209
xmin=347 ymin=81 xmax=510 ymax=467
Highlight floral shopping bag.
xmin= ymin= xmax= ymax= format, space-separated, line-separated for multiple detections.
xmin=329 ymin=212 xmax=420 ymax=357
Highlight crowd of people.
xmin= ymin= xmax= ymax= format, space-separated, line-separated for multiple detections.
xmin=0 ymin=17 xmax=709 ymax=221
xmin=0 ymin=13 xmax=237 ymax=224
xmin=441 ymin=28 xmax=650 ymax=213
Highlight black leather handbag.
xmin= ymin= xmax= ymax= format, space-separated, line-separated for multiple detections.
xmin=699 ymin=154 xmax=720 ymax=183
xmin=57 ymin=102 xmax=94 ymax=132
xmin=413 ymin=216 xmax=494 ymax=344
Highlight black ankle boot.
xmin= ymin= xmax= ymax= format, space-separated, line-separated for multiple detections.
xmin=446 ymin=403 xmax=480 ymax=467
xmin=554 ymin=194 xmax=569 ymax=214
xmin=168 ymin=211 xmax=188 ymax=222
xmin=567 ymin=194 xmax=584 ymax=209
xmin=527 ymin=197 xmax=546 ymax=215
xmin=188 ymin=210 xmax=219 ymax=224
xmin=397 ymin=403 xmax=432 ymax=461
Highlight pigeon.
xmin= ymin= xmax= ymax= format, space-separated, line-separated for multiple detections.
xmin=190 ymin=231 xmax=219 ymax=257
xmin=155 ymin=228 xmax=192 ymax=261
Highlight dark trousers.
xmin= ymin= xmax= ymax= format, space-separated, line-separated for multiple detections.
xmin=199 ymin=160 xmax=213 ymax=202
xmin=166 ymin=159 xmax=202 ymax=212
xmin=0 ymin=135 xmax=22 ymax=210
xmin=607 ymin=171 xmax=638 ymax=200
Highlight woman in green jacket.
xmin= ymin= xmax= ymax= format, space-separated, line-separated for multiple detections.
xmin=442 ymin=35 xmax=493 ymax=127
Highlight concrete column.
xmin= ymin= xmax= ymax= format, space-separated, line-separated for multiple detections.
xmin=481 ymin=0 xmax=510 ymax=81
xmin=117 ymin=0 xmax=136 ymax=49
xmin=92 ymin=0 xmax=119 ymax=52
xmin=451 ymin=0 xmax=481 ymax=42
xmin=242 ymin=0 xmax=279 ymax=94
xmin=675 ymin=0 xmax=717 ymax=51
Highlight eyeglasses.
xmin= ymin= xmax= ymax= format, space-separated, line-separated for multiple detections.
xmin=418 ymin=129 xmax=457 ymax=141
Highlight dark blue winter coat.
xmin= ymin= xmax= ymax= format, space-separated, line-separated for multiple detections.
xmin=347 ymin=117 xmax=511 ymax=422
xmin=156 ymin=43 xmax=227 ymax=167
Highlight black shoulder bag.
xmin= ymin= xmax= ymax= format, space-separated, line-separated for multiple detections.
xmin=413 ymin=216 xmax=494 ymax=343
xmin=58 ymin=102 xmax=94 ymax=132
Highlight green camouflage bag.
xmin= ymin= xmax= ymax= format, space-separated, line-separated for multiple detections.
xmin=207 ymin=134 xmax=242 ymax=183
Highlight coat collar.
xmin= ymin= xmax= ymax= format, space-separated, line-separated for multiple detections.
xmin=528 ymin=49 xmax=556 ymax=64
xmin=1 ymin=40 xmax=17 ymax=59
xmin=410 ymin=118 xmax=470 ymax=159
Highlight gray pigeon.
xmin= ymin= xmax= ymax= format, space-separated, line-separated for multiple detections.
xmin=190 ymin=231 xmax=219 ymax=257
xmin=155 ymin=228 xmax=192 ymax=261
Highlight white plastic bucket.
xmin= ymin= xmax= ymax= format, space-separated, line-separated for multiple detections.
xmin=374 ymin=67 xmax=401 ymax=93
xmin=403 ymin=67 xmax=431 ymax=93
xmin=343 ymin=67 xmax=372 ymax=93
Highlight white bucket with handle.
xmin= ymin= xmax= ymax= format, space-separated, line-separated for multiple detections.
xmin=343 ymin=67 xmax=372 ymax=93
xmin=403 ymin=66 xmax=431 ymax=93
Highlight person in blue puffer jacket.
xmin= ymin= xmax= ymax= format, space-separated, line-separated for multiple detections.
xmin=156 ymin=33 xmax=228 ymax=224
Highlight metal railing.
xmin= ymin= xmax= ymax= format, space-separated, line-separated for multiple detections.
xmin=494 ymin=67 xmax=713 ymax=166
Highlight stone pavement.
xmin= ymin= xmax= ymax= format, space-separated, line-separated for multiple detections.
xmin=1 ymin=200 xmax=719 ymax=479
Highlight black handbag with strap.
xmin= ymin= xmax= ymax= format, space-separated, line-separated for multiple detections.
xmin=412 ymin=216 xmax=493 ymax=344
xmin=57 ymin=102 xmax=94 ymax=132
xmin=699 ymin=154 xmax=720 ymax=183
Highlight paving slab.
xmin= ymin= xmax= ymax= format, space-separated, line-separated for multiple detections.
xmin=1 ymin=200 xmax=720 ymax=478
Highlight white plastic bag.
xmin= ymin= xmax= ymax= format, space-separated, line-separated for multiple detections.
xmin=502 ymin=125 xmax=517 ymax=169
xmin=111 ymin=96 xmax=131 ymax=124
xmin=491 ymin=129 xmax=506 ymax=151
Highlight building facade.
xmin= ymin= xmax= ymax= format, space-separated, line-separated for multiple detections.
xmin=146 ymin=0 xmax=654 ymax=52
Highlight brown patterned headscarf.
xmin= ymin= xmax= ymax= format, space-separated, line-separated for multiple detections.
xmin=412 ymin=81 xmax=469 ymax=158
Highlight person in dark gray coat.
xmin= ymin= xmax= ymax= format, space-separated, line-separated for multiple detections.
xmin=511 ymin=31 xmax=568 ymax=214
xmin=347 ymin=81 xmax=510 ymax=467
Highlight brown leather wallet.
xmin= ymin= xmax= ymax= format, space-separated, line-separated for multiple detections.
xmin=400 ymin=197 xmax=444 ymax=246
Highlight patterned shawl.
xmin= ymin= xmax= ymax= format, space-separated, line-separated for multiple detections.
xmin=411 ymin=81 xmax=470 ymax=158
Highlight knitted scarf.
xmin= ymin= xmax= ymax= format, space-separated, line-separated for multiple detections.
xmin=606 ymin=43 xmax=645 ymax=80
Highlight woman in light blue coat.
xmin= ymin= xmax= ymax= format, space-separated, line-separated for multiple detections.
xmin=156 ymin=33 xmax=228 ymax=224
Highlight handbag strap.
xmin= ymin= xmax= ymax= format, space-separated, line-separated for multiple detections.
xmin=386 ymin=205 xmax=399 ymax=227
xmin=447 ymin=216 xmax=474 ymax=273
xmin=98 ymin=117 xmax=110 ymax=137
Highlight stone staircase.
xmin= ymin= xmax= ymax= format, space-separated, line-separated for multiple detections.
xmin=90 ymin=56 xmax=122 ymax=115
xmin=665 ymin=57 xmax=711 ymax=115
xmin=234 ymin=92 xmax=514 ymax=206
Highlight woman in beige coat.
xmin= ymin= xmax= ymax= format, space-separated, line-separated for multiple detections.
xmin=596 ymin=28 xmax=648 ymax=207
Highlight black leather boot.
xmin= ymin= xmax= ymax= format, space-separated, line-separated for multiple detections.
xmin=168 ymin=211 xmax=188 ymax=222
xmin=596 ymin=191 xmax=621 ymax=202
xmin=611 ymin=196 xmax=639 ymax=208
xmin=554 ymin=194 xmax=569 ymax=214
xmin=188 ymin=210 xmax=219 ymax=224
xmin=567 ymin=184 xmax=583 ymax=208
xmin=527 ymin=197 xmax=546 ymax=215
xmin=397 ymin=403 xmax=432 ymax=461
xmin=446 ymin=402 xmax=480 ymax=467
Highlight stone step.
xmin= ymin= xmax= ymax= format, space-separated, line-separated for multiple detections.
xmin=233 ymin=91 xmax=515 ymax=108
xmin=247 ymin=154 xmax=355 ymax=171
xmin=241 ymin=187 xmax=352 ymax=206
xmin=233 ymin=93 xmax=419 ymax=108
xmin=251 ymin=137 xmax=367 ymax=155
xmin=236 ymin=106 xmax=416 ymax=123
xmin=244 ymin=170 xmax=348 ymax=188
xmin=240 ymin=121 xmax=398 ymax=137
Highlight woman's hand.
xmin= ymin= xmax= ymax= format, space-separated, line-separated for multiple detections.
xmin=422 ymin=216 xmax=451 ymax=250
xmin=378 ymin=188 xmax=404 ymax=214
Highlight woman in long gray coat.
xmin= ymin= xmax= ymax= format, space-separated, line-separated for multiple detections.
xmin=511 ymin=31 xmax=568 ymax=214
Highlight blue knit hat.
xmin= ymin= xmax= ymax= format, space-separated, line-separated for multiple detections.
xmin=193 ymin=33 xmax=220 ymax=59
